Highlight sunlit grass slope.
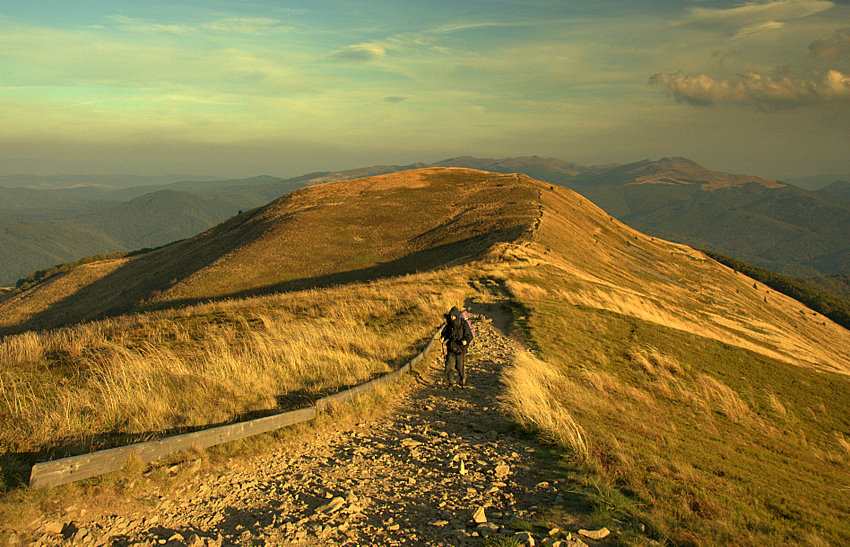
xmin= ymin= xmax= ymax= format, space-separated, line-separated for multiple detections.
xmin=0 ymin=268 xmax=473 ymax=490
xmin=0 ymin=168 xmax=538 ymax=334
xmin=497 ymin=184 xmax=850 ymax=544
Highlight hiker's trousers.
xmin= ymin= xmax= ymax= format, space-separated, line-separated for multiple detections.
xmin=445 ymin=350 xmax=466 ymax=385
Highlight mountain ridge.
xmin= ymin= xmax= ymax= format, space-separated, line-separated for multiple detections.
xmin=2 ymin=156 xmax=848 ymax=290
xmin=2 ymin=167 xmax=848 ymax=376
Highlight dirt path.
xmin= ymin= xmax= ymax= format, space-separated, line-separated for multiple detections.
xmin=28 ymin=291 xmax=607 ymax=547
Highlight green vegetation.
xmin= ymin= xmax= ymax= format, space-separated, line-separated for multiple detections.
xmin=703 ymin=250 xmax=850 ymax=331
xmin=801 ymin=274 xmax=850 ymax=303
xmin=3 ymin=167 xmax=849 ymax=545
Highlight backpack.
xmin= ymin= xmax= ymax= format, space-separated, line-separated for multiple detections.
xmin=461 ymin=310 xmax=475 ymax=341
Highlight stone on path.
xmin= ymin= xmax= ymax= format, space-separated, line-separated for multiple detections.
xmin=315 ymin=496 xmax=346 ymax=514
xmin=472 ymin=506 xmax=487 ymax=524
xmin=43 ymin=521 xmax=64 ymax=535
xmin=578 ymin=527 xmax=611 ymax=540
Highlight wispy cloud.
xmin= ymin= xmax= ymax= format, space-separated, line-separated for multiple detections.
xmin=810 ymin=29 xmax=850 ymax=59
xmin=107 ymin=15 xmax=195 ymax=34
xmin=107 ymin=15 xmax=289 ymax=35
xmin=327 ymin=43 xmax=387 ymax=62
xmin=679 ymin=0 xmax=834 ymax=38
xmin=200 ymin=17 xmax=290 ymax=34
xmin=650 ymin=69 xmax=850 ymax=108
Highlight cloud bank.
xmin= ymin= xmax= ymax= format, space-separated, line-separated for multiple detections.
xmin=650 ymin=70 xmax=850 ymax=108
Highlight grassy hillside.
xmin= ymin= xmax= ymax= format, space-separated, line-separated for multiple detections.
xmin=0 ymin=166 xmax=428 ymax=287
xmin=0 ymin=270 xmax=471 ymax=490
xmin=426 ymin=157 xmax=850 ymax=279
xmin=0 ymin=168 xmax=539 ymax=334
xmin=494 ymin=184 xmax=850 ymax=544
xmin=702 ymin=250 xmax=850 ymax=331
xmin=2 ymin=168 xmax=849 ymax=544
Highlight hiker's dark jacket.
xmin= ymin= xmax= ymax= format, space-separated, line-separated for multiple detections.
xmin=441 ymin=306 xmax=473 ymax=352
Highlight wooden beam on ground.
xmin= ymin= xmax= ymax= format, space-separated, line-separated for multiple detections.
xmin=29 ymin=407 xmax=316 ymax=489
xmin=29 ymin=326 xmax=441 ymax=489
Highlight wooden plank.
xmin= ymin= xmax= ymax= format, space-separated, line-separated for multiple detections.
xmin=316 ymin=327 xmax=440 ymax=412
xmin=29 ymin=407 xmax=316 ymax=489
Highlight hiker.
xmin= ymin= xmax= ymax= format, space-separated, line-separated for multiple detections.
xmin=441 ymin=306 xmax=474 ymax=387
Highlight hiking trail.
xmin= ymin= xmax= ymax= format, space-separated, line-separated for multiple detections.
xmin=27 ymin=283 xmax=612 ymax=547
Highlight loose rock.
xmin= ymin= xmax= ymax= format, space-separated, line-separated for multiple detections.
xmin=578 ymin=527 xmax=611 ymax=540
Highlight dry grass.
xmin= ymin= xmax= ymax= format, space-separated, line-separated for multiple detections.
xmin=0 ymin=268 xmax=472 ymax=465
xmin=500 ymin=351 xmax=589 ymax=461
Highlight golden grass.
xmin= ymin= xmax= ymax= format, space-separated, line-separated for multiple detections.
xmin=500 ymin=351 xmax=589 ymax=461
xmin=0 ymin=268 xmax=472 ymax=460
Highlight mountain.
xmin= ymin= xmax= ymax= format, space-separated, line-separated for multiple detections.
xmin=3 ymin=167 xmax=848 ymax=369
xmin=0 ymin=169 xmax=417 ymax=286
xmin=784 ymin=172 xmax=850 ymax=190
xmin=3 ymin=156 xmax=849 ymax=291
xmin=0 ymin=169 xmax=539 ymax=332
xmin=2 ymin=168 xmax=849 ymax=543
xmin=820 ymin=180 xmax=850 ymax=203
xmin=414 ymin=156 xmax=850 ymax=278
xmin=0 ymin=190 xmax=252 ymax=286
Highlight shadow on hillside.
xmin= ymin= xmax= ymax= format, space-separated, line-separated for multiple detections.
xmin=3 ymin=226 xmax=528 ymax=336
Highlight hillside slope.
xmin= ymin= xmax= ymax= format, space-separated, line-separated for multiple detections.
xmin=0 ymin=169 xmax=539 ymax=333
xmin=432 ymin=156 xmax=850 ymax=277
xmin=497 ymin=184 xmax=850 ymax=543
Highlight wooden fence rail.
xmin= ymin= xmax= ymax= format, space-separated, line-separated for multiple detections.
xmin=29 ymin=327 xmax=442 ymax=489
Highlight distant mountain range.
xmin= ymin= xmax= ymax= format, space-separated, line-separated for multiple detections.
xmin=2 ymin=157 xmax=849 ymax=291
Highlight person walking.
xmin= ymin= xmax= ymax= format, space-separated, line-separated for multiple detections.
xmin=441 ymin=306 xmax=473 ymax=387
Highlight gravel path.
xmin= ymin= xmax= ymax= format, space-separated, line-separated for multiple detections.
xmin=28 ymin=293 xmax=609 ymax=547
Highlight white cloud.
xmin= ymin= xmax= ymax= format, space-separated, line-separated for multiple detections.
xmin=107 ymin=15 xmax=289 ymax=35
xmin=650 ymin=69 xmax=850 ymax=108
xmin=731 ymin=20 xmax=785 ymax=40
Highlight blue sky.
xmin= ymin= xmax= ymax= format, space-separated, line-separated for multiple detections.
xmin=1 ymin=0 xmax=848 ymax=178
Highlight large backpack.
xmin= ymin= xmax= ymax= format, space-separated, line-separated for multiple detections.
xmin=461 ymin=310 xmax=475 ymax=341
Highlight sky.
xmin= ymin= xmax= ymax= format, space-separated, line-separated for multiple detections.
xmin=1 ymin=0 xmax=849 ymax=180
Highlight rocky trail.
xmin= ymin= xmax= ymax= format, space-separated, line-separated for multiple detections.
xmin=25 ymin=291 xmax=616 ymax=547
